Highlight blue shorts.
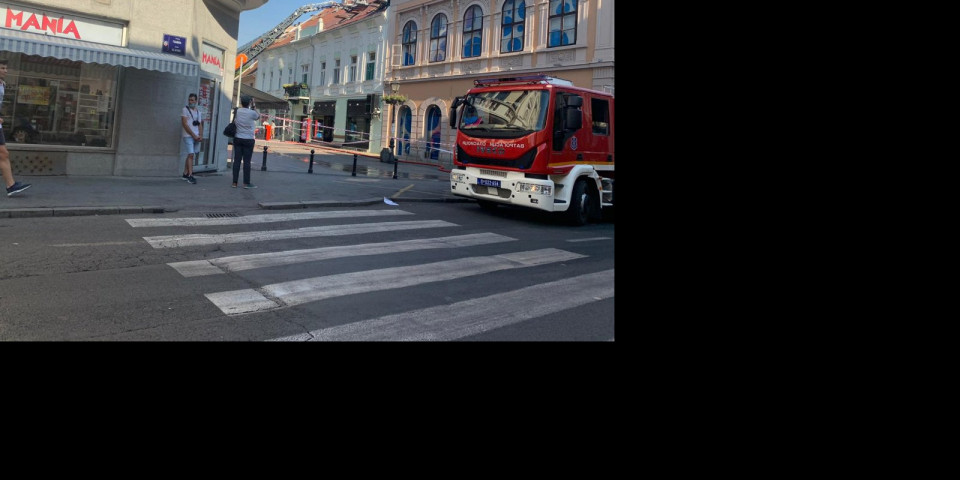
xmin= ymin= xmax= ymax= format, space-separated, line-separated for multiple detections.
xmin=0 ymin=128 xmax=5 ymax=146
xmin=181 ymin=136 xmax=201 ymax=155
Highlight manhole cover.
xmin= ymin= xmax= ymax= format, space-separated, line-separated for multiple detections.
xmin=206 ymin=213 xmax=240 ymax=218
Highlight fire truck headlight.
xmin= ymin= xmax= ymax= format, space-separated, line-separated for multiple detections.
xmin=517 ymin=183 xmax=551 ymax=195
xmin=451 ymin=172 xmax=467 ymax=183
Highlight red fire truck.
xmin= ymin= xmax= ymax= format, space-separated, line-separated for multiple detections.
xmin=448 ymin=75 xmax=614 ymax=225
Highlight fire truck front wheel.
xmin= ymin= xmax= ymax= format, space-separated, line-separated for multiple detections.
xmin=566 ymin=178 xmax=594 ymax=226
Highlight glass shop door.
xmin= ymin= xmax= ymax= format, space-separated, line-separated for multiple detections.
xmin=197 ymin=76 xmax=221 ymax=171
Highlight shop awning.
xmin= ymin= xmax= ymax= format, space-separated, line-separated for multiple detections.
xmin=0 ymin=29 xmax=198 ymax=76
xmin=235 ymin=82 xmax=289 ymax=112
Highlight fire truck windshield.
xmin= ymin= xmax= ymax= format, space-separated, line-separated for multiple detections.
xmin=460 ymin=90 xmax=550 ymax=137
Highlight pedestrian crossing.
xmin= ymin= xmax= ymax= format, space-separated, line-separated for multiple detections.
xmin=206 ymin=248 xmax=586 ymax=315
xmin=126 ymin=208 xmax=614 ymax=340
xmin=125 ymin=209 xmax=413 ymax=228
xmin=269 ymin=270 xmax=614 ymax=341
xmin=141 ymin=219 xmax=454 ymax=248
xmin=168 ymin=232 xmax=516 ymax=277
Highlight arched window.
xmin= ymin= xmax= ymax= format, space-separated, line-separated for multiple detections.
xmin=429 ymin=14 xmax=448 ymax=62
xmin=396 ymin=106 xmax=412 ymax=156
xmin=548 ymin=0 xmax=577 ymax=47
xmin=402 ymin=21 xmax=418 ymax=66
xmin=425 ymin=106 xmax=442 ymax=160
xmin=462 ymin=5 xmax=483 ymax=58
xmin=501 ymin=0 xmax=526 ymax=53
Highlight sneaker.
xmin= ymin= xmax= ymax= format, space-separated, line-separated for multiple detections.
xmin=243 ymin=184 xmax=257 ymax=189
xmin=231 ymin=183 xmax=238 ymax=188
xmin=6 ymin=181 xmax=32 ymax=197
xmin=182 ymin=174 xmax=190 ymax=182
xmin=187 ymin=176 xmax=197 ymax=184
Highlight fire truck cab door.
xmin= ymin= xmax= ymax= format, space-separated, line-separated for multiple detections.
xmin=551 ymin=92 xmax=584 ymax=164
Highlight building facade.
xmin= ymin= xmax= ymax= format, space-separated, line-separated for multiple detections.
xmin=252 ymin=0 xmax=389 ymax=151
xmin=382 ymin=0 xmax=614 ymax=168
xmin=0 ymin=0 xmax=266 ymax=176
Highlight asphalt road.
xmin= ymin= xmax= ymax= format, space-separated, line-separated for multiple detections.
xmin=0 ymin=199 xmax=615 ymax=341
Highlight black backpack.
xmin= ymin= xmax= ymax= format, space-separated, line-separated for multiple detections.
xmin=223 ymin=107 xmax=238 ymax=137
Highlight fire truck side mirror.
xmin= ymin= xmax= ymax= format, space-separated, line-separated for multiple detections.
xmin=449 ymin=96 xmax=465 ymax=129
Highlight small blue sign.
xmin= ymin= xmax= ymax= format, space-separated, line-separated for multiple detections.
xmin=162 ymin=34 xmax=186 ymax=56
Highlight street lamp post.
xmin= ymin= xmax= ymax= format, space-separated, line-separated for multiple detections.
xmin=387 ymin=82 xmax=400 ymax=156
xmin=380 ymin=84 xmax=407 ymax=163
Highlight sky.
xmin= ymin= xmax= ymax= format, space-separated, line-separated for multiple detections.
xmin=238 ymin=1 xmax=342 ymax=48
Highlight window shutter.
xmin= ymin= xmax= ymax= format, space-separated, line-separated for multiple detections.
xmin=391 ymin=44 xmax=402 ymax=67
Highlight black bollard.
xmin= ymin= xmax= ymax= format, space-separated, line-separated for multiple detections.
xmin=261 ymin=145 xmax=268 ymax=171
xmin=308 ymin=149 xmax=315 ymax=173
xmin=352 ymin=153 xmax=357 ymax=177
xmin=393 ymin=153 xmax=398 ymax=179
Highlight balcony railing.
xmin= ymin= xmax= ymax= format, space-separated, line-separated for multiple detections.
xmin=283 ymin=84 xmax=310 ymax=98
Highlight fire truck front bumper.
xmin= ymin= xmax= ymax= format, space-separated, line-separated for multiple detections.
xmin=450 ymin=168 xmax=559 ymax=212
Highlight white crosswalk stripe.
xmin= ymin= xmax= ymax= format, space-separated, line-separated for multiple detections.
xmin=142 ymin=219 xmax=455 ymax=248
xmin=268 ymin=269 xmax=614 ymax=341
xmin=126 ymin=209 xmax=412 ymax=228
xmin=205 ymin=248 xmax=586 ymax=315
xmin=168 ymin=232 xmax=516 ymax=277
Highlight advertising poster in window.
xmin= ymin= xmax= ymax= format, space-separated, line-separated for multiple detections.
xmin=17 ymin=85 xmax=50 ymax=105
xmin=198 ymin=82 xmax=212 ymax=123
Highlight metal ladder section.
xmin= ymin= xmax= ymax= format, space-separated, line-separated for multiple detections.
xmin=235 ymin=1 xmax=342 ymax=75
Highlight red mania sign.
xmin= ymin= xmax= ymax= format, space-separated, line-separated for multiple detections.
xmin=202 ymin=52 xmax=222 ymax=69
xmin=5 ymin=8 xmax=81 ymax=39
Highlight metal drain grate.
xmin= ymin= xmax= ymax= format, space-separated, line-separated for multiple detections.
xmin=206 ymin=213 xmax=240 ymax=218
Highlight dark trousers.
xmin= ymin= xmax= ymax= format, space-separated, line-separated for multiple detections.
xmin=232 ymin=137 xmax=256 ymax=185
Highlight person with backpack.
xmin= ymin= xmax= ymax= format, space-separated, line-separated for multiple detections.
xmin=231 ymin=95 xmax=259 ymax=189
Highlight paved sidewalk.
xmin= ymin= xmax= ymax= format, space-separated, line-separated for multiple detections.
xmin=1 ymin=140 xmax=466 ymax=218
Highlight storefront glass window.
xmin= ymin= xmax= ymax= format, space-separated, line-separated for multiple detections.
xmin=0 ymin=53 xmax=119 ymax=147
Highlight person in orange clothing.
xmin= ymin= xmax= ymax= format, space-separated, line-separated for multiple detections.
xmin=263 ymin=120 xmax=272 ymax=140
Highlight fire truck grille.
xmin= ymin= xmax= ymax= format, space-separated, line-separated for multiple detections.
xmin=470 ymin=184 xmax=512 ymax=199
xmin=457 ymin=146 xmax=536 ymax=170
xmin=478 ymin=168 xmax=508 ymax=178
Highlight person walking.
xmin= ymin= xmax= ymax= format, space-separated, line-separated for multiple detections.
xmin=348 ymin=120 xmax=358 ymax=143
xmin=0 ymin=59 xmax=31 ymax=197
xmin=180 ymin=93 xmax=203 ymax=184
xmin=231 ymin=95 xmax=259 ymax=189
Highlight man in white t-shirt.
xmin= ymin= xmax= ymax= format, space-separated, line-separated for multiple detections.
xmin=180 ymin=93 xmax=203 ymax=184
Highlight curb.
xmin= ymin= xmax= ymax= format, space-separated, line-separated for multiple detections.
xmin=1 ymin=206 xmax=166 ymax=218
xmin=259 ymin=196 xmax=472 ymax=210
xmin=1 ymin=197 xmax=473 ymax=217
